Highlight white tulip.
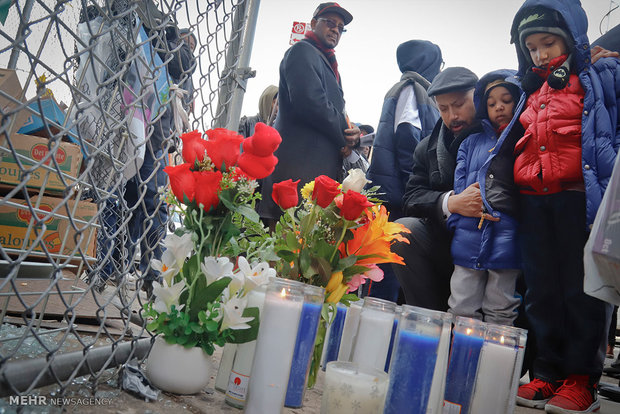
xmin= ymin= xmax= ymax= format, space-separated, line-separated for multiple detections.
xmin=342 ymin=168 xmax=371 ymax=193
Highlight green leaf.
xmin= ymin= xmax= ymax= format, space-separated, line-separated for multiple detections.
xmin=337 ymin=255 xmax=358 ymax=269
xmin=227 ymin=307 xmax=260 ymax=344
xmin=277 ymin=249 xmax=298 ymax=263
xmin=205 ymin=320 xmax=219 ymax=332
xmin=339 ymin=293 xmax=360 ymax=307
xmin=285 ymin=232 xmax=301 ymax=250
xmin=236 ymin=205 xmax=260 ymax=223
xmin=342 ymin=264 xmax=371 ymax=278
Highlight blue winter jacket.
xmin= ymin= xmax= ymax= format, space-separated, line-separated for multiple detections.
xmin=448 ymin=70 xmax=524 ymax=270
xmin=367 ymin=41 xmax=441 ymax=219
xmin=510 ymin=0 xmax=620 ymax=227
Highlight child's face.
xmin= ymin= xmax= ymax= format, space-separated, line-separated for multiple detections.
xmin=486 ymin=86 xmax=515 ymax=129
xmin=524 ymin=32 xmax=568 ymax=67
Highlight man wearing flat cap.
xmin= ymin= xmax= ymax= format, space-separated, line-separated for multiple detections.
xmin=391 ymin=67 xmax=484 ymax=311
xmin=259 ymin=2 xmax=360 ymax=222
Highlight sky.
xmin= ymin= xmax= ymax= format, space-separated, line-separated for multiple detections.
xmin=240 ymin=0 xmax=620 ymax=130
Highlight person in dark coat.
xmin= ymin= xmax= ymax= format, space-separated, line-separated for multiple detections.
xmin=258 ymin=2 xmax=360 ymax=221
xmin=362 ymin=40 xmax=441 ymax=303
xmin=390 ymin=67 xmax=481 ymax=310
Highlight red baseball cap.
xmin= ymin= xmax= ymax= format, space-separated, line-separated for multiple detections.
xmin=313 ymin=2 xmax=353 ymax=25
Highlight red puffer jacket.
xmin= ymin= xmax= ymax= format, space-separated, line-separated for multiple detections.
xmin=514 ymin=73 xmax=585 ymax=195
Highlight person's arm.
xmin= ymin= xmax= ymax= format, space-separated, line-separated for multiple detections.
xmin=402 ymin=138 xmax=447 ymax=221
xmin=282 ymin=43 xmax=348 ymax=148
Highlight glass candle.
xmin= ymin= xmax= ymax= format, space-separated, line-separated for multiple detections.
xmin=215 ymin=343 xmax=237 ymax=392
xmin=244 ymin=279 xmax=304 ymax=414
xmin=384 ymin=305 xmax=443 ymax=414
xmin=284 ymin=284 xmax=325 ymax=408
xmin=469 ymin=324 xmax=521 ymax=414
xmin=337 ymin=298 xmax=364 ymax=362
xmin=426 ymin=310 xmax=453 ymax=414
xmin=351 ymin=297 xmax=396 ymax=371
xmin=321 ymin=361 xmax=388 ymax=414
xmin=224 ymin=285 xmax=267 ymax=408
xmin=507 ymin=327 xmax=528 ymax=414
xmin=321 ymin=303 xmax=347 ymax=370
xmin=444 ymin=317 xmax=486 ymax=414
xmin=383 ymin=305 xmax=401 ymax=372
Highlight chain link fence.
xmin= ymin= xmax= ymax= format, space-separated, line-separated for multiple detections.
xmin=0 ymin=0 xmax=258 ymax=400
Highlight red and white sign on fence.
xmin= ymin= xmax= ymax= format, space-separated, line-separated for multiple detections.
xmin=289 ymin=21 xmax=310 ymax=45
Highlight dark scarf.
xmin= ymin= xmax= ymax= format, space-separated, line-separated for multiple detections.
xmin=303 ymin=31 xmax=339 ymax=82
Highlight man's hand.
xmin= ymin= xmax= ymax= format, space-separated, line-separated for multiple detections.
xmin=447 ymin=182 xmax=500 ymax=221
xmin=344 ymin=126 xmax=361 ymax=148
xmin=591 ymin=45 xmax=619 ymax=63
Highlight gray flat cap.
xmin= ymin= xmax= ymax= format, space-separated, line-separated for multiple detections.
xmin=427 ymin=66 xmax=478 ymax=97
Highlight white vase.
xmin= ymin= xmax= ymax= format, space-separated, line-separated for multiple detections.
xmin=145 ymin=336 xmax=213 ymax=394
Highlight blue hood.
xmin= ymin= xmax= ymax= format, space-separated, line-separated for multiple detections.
xmin=474 ymin=69 xmax=522 ymax=120
xmin=396 ymin=40 xmax=443 ymax=82
xmin=510 ymin=0 xmax=590 ymax=77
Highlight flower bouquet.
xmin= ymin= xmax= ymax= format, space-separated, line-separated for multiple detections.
xmin=270 ymin=169 xmax=410 ymax=387
xmin=142 ymin=124 xmax=280 ymax=392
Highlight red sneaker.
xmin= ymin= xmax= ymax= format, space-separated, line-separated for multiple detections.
xmin=544 ymin=375 xmax=600 ymax=414
xmin=517 ymin=378 xmax=561 ymax=409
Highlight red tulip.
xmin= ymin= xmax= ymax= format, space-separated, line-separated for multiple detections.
xmin=180 ymin=130 xmax=208 ymax=164
xmin=243 ymin=123 xmax=282 ymax=157
xmin=164 ymin=163 xmax=196 ymax=203
xmin=272 ymin=179 xmax=300 ymax=210
xmin=340 ymin=190 xmax=374 ymax=221
xmin=237 ymin=152 xmax=278 ymax=179
xmin=312 ymin=175 xmax=341 ymax=208
xmin=194 ymin=170 xmax=223 ymax=212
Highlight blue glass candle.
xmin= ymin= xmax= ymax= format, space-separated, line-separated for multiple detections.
xmin=384 ymin=306 xmax=401 ymax=372
xmin=384 ymin=306 xmax=442 ymax=414
xmin=284 ymin=285 xmax=324 ymax=408
xmin=443 ymin=317 xmax=486 ymax=414
xmin=321 ymin=303 xmax=347 ymax=370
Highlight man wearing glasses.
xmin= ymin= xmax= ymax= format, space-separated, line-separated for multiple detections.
xmin=258 ymin=2 xmax=360 ymax=223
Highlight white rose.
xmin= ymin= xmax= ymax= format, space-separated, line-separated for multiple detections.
xmin=342 ymin=168 xmax=370 ymax=193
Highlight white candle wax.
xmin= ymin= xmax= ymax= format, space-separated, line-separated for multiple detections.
xmin=244 ymin=287 xmax=303 ymax=414
xmin=321 ymin=362 xmax=388 ymax=414
xmin=337 ymin=299 xmax=363 ymax=362
xmin=469 ymin=341 xmax=518 ymax=414
xmin=427 ymin=319 xmax=452 ymax=414
xmin=507 ymin=331 xmax=527 ymax=414
xmin=225 ymin=287 xmax=267 ymax=407
xmin=351 ymin=307 xmax=394 ymax=370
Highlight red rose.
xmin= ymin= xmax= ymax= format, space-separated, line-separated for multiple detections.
xmin=340 ymin=190 xmax=374 ymax=221
xmin=312 ymin=175 xmax=341 ymax=208
xmin=237 ymin=153 xmax=278 ymax=179
xmin=204 ymin=129 xmax=244 ymax=170
xmin=180 ymin=130 xmax=208 ymax=165
xmin=242 ymin=123 xmax=282 ymax=156
xmin=272 ymin=179 xmax=300 ymax=210
xmin=164 ymin=163 xmax=196 ymax=203
xmin=194 ymin=170 xmax=223 ymax=212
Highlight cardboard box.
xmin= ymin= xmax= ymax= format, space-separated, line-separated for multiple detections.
xmin=18 ymin=97 xmax=77 ymax=140
xmin=0 ymin=133 xmax=82 ymax=194
xmin=0 ymin=69 xmax=29 ymax=137
xmin=0 ymin=195 xmax=97 ymax=259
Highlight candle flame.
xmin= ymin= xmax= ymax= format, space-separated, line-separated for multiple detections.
xmin=466 ymin=328 xmax=472 ymax=335
xmin=500 ymin=335 xmax=505 ymax=344
xmin=280 ymin=288 xmax=287 ymax=298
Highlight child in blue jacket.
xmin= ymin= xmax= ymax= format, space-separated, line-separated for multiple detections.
xmin=448 ymin=70 xmax=524 ymax=327
xmin=510 ymin=1 xmax=620 ymax=412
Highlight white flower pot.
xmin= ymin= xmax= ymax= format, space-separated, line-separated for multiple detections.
xmin=145 ymin=336 xmax=213 ymax=394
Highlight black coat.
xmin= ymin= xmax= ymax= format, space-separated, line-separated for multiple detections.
xmin=259 ymin=40 xmax=348 ymax=219
xmin=402 ymin=120 xmax=467 ymax=227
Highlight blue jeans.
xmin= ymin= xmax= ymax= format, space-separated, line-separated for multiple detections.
xmin=124 ymin=147 xmax=168 ymax=281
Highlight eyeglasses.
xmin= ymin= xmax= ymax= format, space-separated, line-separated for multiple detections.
xmin=318 ymin=18 xmax=346 ymax=34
